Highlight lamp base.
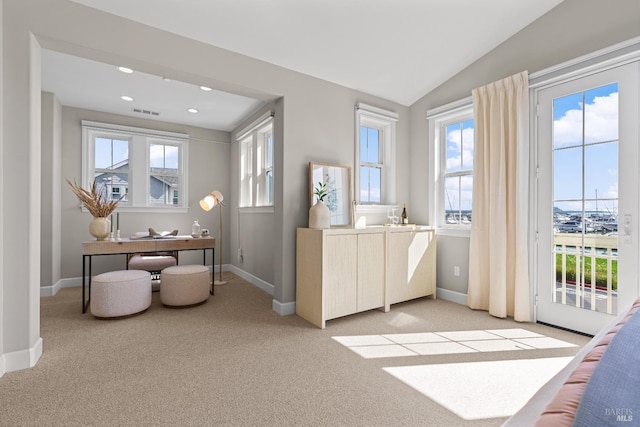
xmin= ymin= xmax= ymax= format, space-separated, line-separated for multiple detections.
xmin=214 ymin=278 xmax=228 ymax=286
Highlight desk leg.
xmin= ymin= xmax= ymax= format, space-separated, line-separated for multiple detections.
xmin=82 ymin=255 xmax=92 ymax=313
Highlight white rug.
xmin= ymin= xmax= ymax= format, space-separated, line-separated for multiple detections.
xmin=384 ymin=357 xmax=573 ymax=420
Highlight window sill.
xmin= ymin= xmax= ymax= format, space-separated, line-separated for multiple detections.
xmin=355 ymin=204 xmax=399 ymax=214
xmin=437 ymin=227 xmax=471 ymax=238
xmin=239 ymin=206 xmax=275 ymax=214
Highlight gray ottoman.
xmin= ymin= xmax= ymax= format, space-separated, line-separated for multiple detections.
xmin=160 ymin=265 xmax=211 ymax=307
xmin=91 ymin=270 xmax=152 ymax=318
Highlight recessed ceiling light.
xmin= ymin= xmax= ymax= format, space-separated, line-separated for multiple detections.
xmin=163 ymin=77 xmax=172 ymax=82
xmin=187 ymin=108 xmax=199 ymax=114
xmin=200 ymin=86 xmax=212 ymax=92
xmin=118 ymin=66 xmax=133 ymax=74
xmin=121 ymin=95 xmax=134 ymax=102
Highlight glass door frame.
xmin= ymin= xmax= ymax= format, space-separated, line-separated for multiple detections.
xmin=532 ymin=62 xmax=639 ymax=336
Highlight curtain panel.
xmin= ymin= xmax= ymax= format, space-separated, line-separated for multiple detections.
xmin=467 ymin=71 xmax=530 ymax=321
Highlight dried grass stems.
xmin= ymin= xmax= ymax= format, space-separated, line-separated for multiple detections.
xmin=66 ymin=179 xmax=121 ymax=218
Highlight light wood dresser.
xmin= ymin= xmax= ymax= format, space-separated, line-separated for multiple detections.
xmin=296 ymin=226 xmax=436 ymax=328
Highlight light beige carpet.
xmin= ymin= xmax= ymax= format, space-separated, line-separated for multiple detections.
xmin=0 ymin=273 xmax=590 ymax=426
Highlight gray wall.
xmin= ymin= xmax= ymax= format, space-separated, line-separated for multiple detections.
xmin=409 ymin=0 xmax=640 ymax=296
xmin=41 ymin=92 xmax=62 ymax=289
xmin=58 ymin=106 xmax=231 ymax=281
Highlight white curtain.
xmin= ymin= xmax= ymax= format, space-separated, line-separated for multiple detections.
xmin=467 ymin=71 xmax=530 ymax=321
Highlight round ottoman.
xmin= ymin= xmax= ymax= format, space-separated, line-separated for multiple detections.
xmin=128 ymin=254 xmax=177 ymax=274
xmin=91 ymin=270 xmax=152 ymax=318
xmin=160 ymin=265 xmax=210 ymax=307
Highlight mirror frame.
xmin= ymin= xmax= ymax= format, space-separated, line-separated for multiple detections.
xmin=308 ymin=162 xmax=352 ymax=226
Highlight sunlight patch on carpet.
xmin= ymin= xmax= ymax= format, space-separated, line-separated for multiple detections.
xmin=332 ymin=328 xmax=577 ymax=359
xmin=384 ymin=357 xmax=573 ymax=420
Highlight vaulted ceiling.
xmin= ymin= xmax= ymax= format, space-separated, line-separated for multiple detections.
xmin=43 ymin=0 xmax=563 ymax=130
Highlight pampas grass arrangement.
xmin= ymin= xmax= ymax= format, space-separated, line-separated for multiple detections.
xmin=66 ymin=179 xmax=121 ymax=217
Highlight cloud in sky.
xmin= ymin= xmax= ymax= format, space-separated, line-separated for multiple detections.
xmin=446 ymin=127 xmax=474 ymax=171
xmin=553 ymin=92 xmax=618 ymax=147
xmin=150 ymin=143 xmax=178 ymax=169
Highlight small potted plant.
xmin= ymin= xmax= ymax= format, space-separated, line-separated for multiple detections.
xmin=309 ymin=181 xmax=330 ymax=229
xmin=67 ymin=179 xmax=121 ymax=240
xmin=314 ymin=181 xmax=328 ymax=203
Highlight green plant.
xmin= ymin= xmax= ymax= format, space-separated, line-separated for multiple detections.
xmin=314 ymin=181 xmax=327 ymax=202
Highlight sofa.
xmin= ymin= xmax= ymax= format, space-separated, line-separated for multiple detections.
xmin=504 ymin=298 xmax=640 ymax=426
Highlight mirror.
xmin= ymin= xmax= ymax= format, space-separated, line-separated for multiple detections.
xmin=309 ymin=162 xmax=352 ymax=226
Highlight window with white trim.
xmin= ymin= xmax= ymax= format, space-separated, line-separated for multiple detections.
xmin=238 ymin=112 xmax=274 ymax=207
xmin=427 ymin=103 xmax=474 ymax=228
xmin=355 ymin=103 xmax=398 ymax=206
xmin=82 ymin=121 xmax=189 ymax=211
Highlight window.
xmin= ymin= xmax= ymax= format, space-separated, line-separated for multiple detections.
xmin=94 ymin=136 xmax=129 ymax=202
xmin=237 ymin=112 xmax=274 ymax=208
xmin=82 ymin=121 xmax=189 ymax=212
xmin=149 ymin=142 xmax=180 ymax=206
xmin=265 ymin=132 xmax=274 ymax=206
xmin=360 ymin=126 xmax=382 ymax=203
xmin=427 ymin=101 xmax=474 ymax=229
xmin=444 ymin=119 xmax=474 ymax=225
xmin=355 ymin=103 xmax=398 ymax=207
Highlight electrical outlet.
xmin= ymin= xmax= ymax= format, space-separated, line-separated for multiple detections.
xmin=453 ymin=266 xmax=460 ymax=277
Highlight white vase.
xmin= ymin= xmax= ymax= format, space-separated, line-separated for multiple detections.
xmin=89 ymin=217 xmax=111 ymax=240
xmin=309 ymin=200 xmax=330 ymax=229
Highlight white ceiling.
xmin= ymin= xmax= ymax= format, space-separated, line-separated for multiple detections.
xmin=45 ymin=0 xmax=564 ymax=131
xmin=41 ymin=49 xmax=266 ymax=131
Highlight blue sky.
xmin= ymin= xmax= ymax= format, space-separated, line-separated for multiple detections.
xmin=445 ymin=119 xmax=474 ymax=213
xmin=444 ymin=82 xmax=619 ymax=217
xmin=553 ymin=83 xmax=618 ymax=214
xmin=95 ymin=137 xmax=128 ymax=169
xmin=95 ymin=139 xmax=178 ymax=171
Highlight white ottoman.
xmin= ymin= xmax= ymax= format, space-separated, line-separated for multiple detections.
xmin=160 ymin=265 xmax=210 ymax=307
xmin=128 ymin=254 xmax=177 ymax=276
xmin=91 ymin=270 xmax=152 ymax=318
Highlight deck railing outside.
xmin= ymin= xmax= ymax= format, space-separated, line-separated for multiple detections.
xmin=553 ymin=233 xmax=618 ymax=314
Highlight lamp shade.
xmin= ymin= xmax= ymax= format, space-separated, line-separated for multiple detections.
xmin=199 ymin=191 xmax=224 ymax=212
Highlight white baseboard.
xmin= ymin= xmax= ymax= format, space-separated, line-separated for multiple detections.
xmin=226 ymin=265 xmax=295 ymax=316
xmin=42 ymin=265 xmax=294 ymax=317
xmin=226 ymin=265 xmax=274 ymax=296
xmin=41 ymin=264 xmax=223 ymax=297
xmin=40 ymin=277 xmax=82 ymax=297
xmin=436 ymin=287 xmax=468 ymax=305
xmin=1 ymin=337 xmax=43 ymax=376
xmin=272 ymin=299 xmax=296 ymax=316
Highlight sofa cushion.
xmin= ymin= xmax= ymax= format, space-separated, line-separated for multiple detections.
xmin=572 ymin=307 xmax=640 ymax=426
xmin=533 ymin=299 xmax=640 ymax=427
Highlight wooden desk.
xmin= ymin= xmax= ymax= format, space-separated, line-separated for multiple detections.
xmin=82 ymin=236 xmax=215 ymax=313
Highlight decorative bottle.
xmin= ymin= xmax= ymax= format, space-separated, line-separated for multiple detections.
xmin=191 ymin=219 xmax=201 ymax=238
xmin=401 ymin=204 xmax=408 ymax=225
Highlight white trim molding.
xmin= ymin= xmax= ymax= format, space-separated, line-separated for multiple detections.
xmin=225 ymin=265 xmax=296 ymax=316
xmin=272 ymin=299 xmax=296 ymax=316
xmin=2 ymin=337 xmax=42 ymax=376
xmin=235 ymin=110 xmax=275 ymax=142
xmin=529 ymin=36 xmax=640 ymax=89
xmin=355 ymin=102 xmax=398 ymax=206
xmin=436 ymin=287 xmax=468 ymax=305
xmin=227 ymin=264 xmax=274 ymax=296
